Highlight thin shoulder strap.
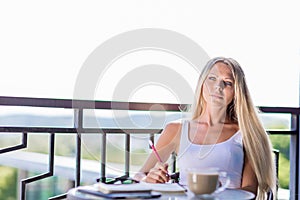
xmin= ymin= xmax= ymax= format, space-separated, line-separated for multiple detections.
xmin=177 ymin=120 xmax=190 ymax=159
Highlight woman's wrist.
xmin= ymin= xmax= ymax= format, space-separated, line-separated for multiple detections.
xmin=133 ymin=172 xmax=147 ymax=182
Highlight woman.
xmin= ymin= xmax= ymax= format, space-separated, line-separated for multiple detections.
xmin=134 ymin=57 xmax=276 ymax=199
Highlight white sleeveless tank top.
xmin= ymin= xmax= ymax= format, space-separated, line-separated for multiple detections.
xmin=177 ymin=120 xmax=244 ymax=188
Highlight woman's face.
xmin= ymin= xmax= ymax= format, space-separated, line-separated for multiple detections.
xmin=202 ymin=62 xmax=235 ymax=108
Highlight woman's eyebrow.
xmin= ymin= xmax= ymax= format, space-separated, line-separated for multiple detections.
xmin=208 ymin=73 xmax=217 ymax=76
xmin=209 ymin=73 xmax=233 ymax=80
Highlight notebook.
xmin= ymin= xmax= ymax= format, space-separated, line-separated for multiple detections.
xmin=78 ymin=186 xmax=161 ymax=199
xmin=140 ymin=182 xmax=187 ymax=193
xmin=95 ymin=182 xmax=152 ymax=194
xmin=95 ymin=182 xmax=186 ymax=194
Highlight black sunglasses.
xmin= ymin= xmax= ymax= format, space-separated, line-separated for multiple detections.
xmin=96 ymin=175 xmax=139 ymax=184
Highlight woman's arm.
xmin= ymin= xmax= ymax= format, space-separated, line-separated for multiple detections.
xmin=241 ymin=154 xmax=258 ymax=196
xmin=133 ymin=122 xmax=181 ymax=183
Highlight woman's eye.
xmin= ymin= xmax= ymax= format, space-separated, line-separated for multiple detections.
xmin=208 ymin=76 xmax=216 ymax=81
xmin=224 ymin=81 xmax=233 ymax=86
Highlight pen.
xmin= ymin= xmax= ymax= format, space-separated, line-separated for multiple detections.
xmin=149 ymin=140 xmax=173 ymax=182
xmin=148 ymin=140 xmax=163 ymax=162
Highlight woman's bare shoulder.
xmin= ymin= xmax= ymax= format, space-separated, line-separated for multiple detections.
xmin=155 ymin=120 xmax=186 ymax=154
xmin=161 ymin=120 xmax=186 ymax=141
xmin=164 ymin=120 xmax=183 ymax=131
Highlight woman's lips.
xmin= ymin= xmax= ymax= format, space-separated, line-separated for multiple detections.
xmin=210 ymin=94 xmax=223 ymax=99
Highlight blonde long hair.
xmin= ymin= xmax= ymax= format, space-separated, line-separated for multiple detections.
xmin=191 ymin=57 xmax=276 ymax=199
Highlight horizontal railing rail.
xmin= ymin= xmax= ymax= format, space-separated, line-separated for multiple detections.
xmin=0 ymin=96 xmax=184 ymax=111
xmin=0 ymin=96 xmax=299 ymax=200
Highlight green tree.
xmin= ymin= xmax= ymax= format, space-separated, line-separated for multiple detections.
xmin=269 ymin=135 xmax=290 ymax=189
xmin=0 ymin=166 xmax=17 ymax=200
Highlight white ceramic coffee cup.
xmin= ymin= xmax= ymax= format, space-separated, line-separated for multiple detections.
xmin=187 ymin=168 xmax=230 ymax=195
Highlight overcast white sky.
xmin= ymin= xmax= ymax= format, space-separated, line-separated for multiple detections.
xmin=0 ymin=0 xmax=299 ymax=108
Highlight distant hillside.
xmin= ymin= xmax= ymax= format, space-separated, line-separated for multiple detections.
xmin=0 ymin=113 xmax=290 ymax=129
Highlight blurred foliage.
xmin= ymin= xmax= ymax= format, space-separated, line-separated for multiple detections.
xmin=270 ymin=135 xmax=290 ymax=159
xmin=278 ymin=154 xmax=290 ymax=189
xmin=0 ymin=166 xmax=17 ymax=200
xmin=269 ymin=135 xmax=290 ymax=189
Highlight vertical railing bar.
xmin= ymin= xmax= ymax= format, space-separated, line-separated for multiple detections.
xmin=149 ymin=133 xmax=155 ymax=145
xmin=23 ymin=132 xmax=28 ymax=146
xmin=296 ymin=114 xmax=299 ymax=200
xmin=125 ymin=133 xmax=130 ymax=177
xmin=272 ymin=148 xmax=279 ymax=198
xmin=101 ymin=131 xmax=107 ymax=183
xmin=75 ymin=133 xmax=81 ymax=187
xmin=171 ymin=152 xmax=176 ymax=173
xmin=292 ymin=113 xmax=298 ymax=131
xmin=290 ymin=114 xmax=299 ymax=200
xmin=47 ymin=132 xmax=57 ymax=200
xmin=74 ymin=108 xmax=83 ymax=187
xmin=49 ymin=133 xmax=55 ymax=173
xmin=21 ymin=132 xmax=55 ymax=200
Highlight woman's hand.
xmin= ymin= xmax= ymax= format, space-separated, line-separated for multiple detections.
xmin=142 ymin=162 xmax=169 ymax=183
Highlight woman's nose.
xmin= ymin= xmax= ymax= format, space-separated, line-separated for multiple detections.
xmin=215 ymin=81 xmax=224 ymax=91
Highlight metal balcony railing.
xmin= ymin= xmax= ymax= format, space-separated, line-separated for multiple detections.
xmin=0 ymin=96 xmax=299 ymax=200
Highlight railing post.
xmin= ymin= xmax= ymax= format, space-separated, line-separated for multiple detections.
xmin=290 ymin=114 xmax=300 ymax=200
xmin=125 ymin=133 xmax=130 ymax=177
xmin=100 ymin=131 xmax=107 ymax=182
xmin=74 ymin=109 xmax=83 ymax=187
